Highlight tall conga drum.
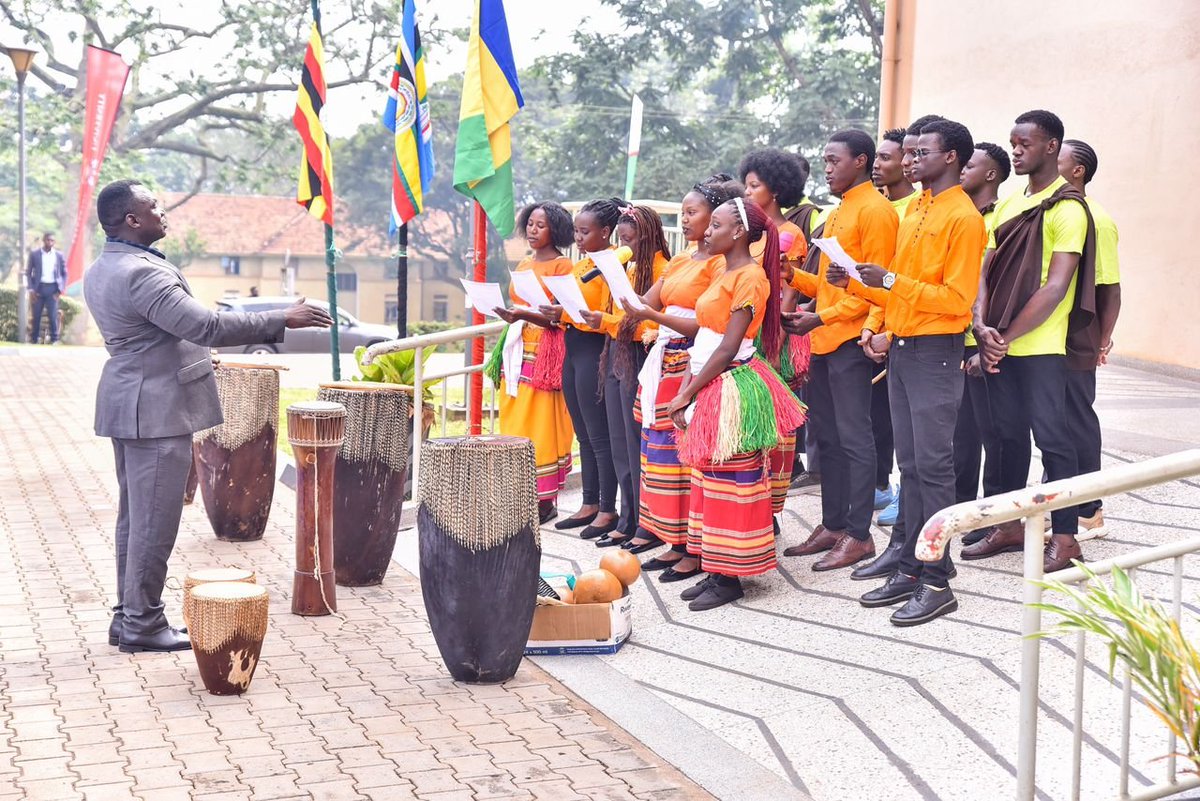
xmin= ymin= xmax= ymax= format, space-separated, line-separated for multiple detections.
xmin=317 ymin=382 xmax=411 ymax=586
xmin=183 ymin=453 xmax=200 ymax=505
xmin=189 ymin=582 xmax=269 ymax=696
xmin=194 ymin=363 xmax=283 ymax=541
xmin=287 ymin=401 xmax=346 ymax=616
xmin=182 ymin=568 xmax=257 ymax=629
xmin=418 ymin=436 xmax=540 ymax=683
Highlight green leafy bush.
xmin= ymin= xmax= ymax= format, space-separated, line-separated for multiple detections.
xmin=0 ymin=287 xmax=83 ymax=343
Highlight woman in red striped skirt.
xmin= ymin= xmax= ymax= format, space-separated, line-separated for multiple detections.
xmin=668 ymin=197 xmax=807 ymax=611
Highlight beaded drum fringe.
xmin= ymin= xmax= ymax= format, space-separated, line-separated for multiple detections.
xmin=419 ymin=436 xmax=539 ymax=551
xmin=317 ymin=387 xmax=410 ymax=472
xmin=183 ymin=568 xmax=256 ymax=628
xmin=189 ymin=583 xmax=269 ymax=653
xmin=195 ymin=366 xmax=279 ymax=451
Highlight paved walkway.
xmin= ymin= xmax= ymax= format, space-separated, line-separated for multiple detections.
xmin=0 ymin=347 xmax=710 ymax=801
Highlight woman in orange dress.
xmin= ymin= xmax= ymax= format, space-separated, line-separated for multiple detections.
xmin=488 ymin=202 xmax=576 ymax=523
xmin=668 ymin=198 xmax=807 ymax=611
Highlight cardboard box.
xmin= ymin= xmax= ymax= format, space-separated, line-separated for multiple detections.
xmin=525 ymin=592 xmax=632 ymax=655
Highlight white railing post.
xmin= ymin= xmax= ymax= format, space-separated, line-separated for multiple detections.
xmin=1017 ymin=513 xmax=1046 ymax=801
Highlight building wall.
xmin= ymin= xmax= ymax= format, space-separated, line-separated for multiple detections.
xmin=890 ymin=0 xmax=1200 ymax=369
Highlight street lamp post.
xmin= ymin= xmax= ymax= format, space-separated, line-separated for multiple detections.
xmin=6 ymin=46 xmax=37 ymax=344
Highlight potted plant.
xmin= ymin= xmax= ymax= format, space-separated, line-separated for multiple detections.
xmin=1035 ymin=563 xmax=1200 ymax=773
xmin=351 ymin=344 xmax=442 ymax=432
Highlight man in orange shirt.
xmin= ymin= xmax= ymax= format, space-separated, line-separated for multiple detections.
xmin=830 ymin=119 xmax=986 ymax=626
xmin=781 ymin=129 xmax=898 ymax=571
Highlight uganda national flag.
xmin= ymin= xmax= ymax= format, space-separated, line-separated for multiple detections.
xmin=384 ymin=0 xmax=435 ymax=231
xmin=293 ymin=6 xmax=334 ymax=226
xmin=452 ymin=0 xmax=523 ymax=237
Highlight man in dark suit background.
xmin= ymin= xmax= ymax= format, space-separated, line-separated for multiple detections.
xmin=85 ymin=179 xmax=333 ymax=653
xmin=26 ymin=232 xmax=67 ymax=343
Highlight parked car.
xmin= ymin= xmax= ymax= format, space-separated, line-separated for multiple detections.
xmin=213 ymin=296 xmax=398 ymax=354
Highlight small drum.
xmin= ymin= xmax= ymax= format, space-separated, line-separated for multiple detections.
xmin=194 ymin=364 xmax=284 ymax=541
xmin=417 ymin=435 xmax=540 ymax=683
xmin=189 ymin=582 xmax=269 ymax=696
xmin=182 ymin=568 xmax=257 ymax=629
xmin=287 ymin=401 xmax=346 ymax=616
xmin=317 ymin=382 xmax=412 ymax=586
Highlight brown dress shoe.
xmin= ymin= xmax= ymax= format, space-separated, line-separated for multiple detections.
xmin=784 ymin=525 xmax=844 ymax=557
xmin=960 ymin=520 xmax=1024 ymax=561
xmin=813 ymin=534 xmax=876 ymax=572
xmin=1043 ymin=534 xmax=1083 ymax=573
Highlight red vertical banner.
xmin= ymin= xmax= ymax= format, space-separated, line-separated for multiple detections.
xmin=66 ymin=46 xmax=130 ymax=289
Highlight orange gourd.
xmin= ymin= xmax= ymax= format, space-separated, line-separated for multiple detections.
xmin=573 ymin=569 xmax=623 ymax=604
xmin=599 ymin=550 xmax=641 ymax=587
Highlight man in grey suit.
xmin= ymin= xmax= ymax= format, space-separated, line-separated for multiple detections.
xmin=26 ymin=232 xmax=68 ymax=343
xmin=85 ymin=179 xmax=333 ymax=653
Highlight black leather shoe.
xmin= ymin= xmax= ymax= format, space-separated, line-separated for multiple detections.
xmin=860 ymin=571 xmax=920 ymax=608
xmin=962 ymin=527 xmax=990 ymax=546
xmin=110 ymin=618 xmax=187 ymax=646
xmin=595 ymin=534 xmax=632 ymax=548
xmin=680 ymin=574 xmax=716 ymax=601
xmin=688 ymin=579 xmax=744 ymax=611
xmin=624 ymin=536 xmax=663 ymax=555
xmin=850 ymin=541 xmax=904 ymax=581
xmin=642 ymin=555 xmax=681 ymax=571
xmin=890 ymin=584 xmax=958 ymax=627
xmin=119 ymin=626 xmax=192 ymax=653
xmin=659 ymin=565 xmax=703 ymax=583
xmin=580 ymin=518 xmax=619 ymax=540
xmin=556 ymin=511 xmax=597 ymax=531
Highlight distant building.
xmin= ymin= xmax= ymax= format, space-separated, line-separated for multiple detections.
xmin=160 ymin=193 xmax=469 ymax=325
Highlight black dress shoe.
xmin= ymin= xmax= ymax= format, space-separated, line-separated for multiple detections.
xmin=688 ymin=579 xmax=744 ymax=611
xmin=110 ymin=619 xmax=187 ymax=647
xmin=962 ymin=527 xmax=990 ymax=546
xmin=860 ymin=572 xmax=920 ymax=608
xmin=625 ymin=536 xmax=664 ymax=555
xmin=659 ymin=565 xmax=703 ymax=583
xmin=890 ymin=584 xmax=958 ymax=627
xmin=119 ymin=626 xmax=192 ymax=653
xmin=641 ymin=555 xmax=681 ymax=571
xmin=580 ymin=519 xmax=618 ymax=540
xmin=595 ymin=534 xmax=632 ymax=548
xmin=680 ymin=574 xmax=716 ymax=601
xmin=556 ymin=511 xmax=598 ymax=531
xmin=850 ymin=541 xmax=904 ymax=581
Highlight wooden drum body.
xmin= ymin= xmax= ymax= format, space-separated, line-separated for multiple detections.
xmin=317 ymin=382 xmax=412 ymax=586
xmin=194 ymin=364 xmax=281 ymax=541
xmin=182 ymin=568 xmax=257 ymax=629
xmin=287 ymin=401 xmax=346 ymax=616
xmin=189 ymin=582 xmax=269 ymax=696
xmin=417 ymin=435 xmax=541 ymax=683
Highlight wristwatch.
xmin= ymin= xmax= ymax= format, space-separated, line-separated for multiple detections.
xmin=882 ymin=272 xmax=896 ymax=290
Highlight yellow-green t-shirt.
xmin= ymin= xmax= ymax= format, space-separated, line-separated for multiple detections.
xmin=987 ymin=176 xmax=1088 ymax=357
xmin=890 ymin=192 xmax=918 ymax=222
xmin=965 ymin=205 xmax=1000 ymax=348
xmin=1088 ymin=198 xmax=1120 ymax=286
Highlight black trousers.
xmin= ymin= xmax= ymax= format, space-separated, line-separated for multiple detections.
xmin=32 ymin=282 xmax=61 ymax=343
xmin=604 ymin=341 xmax=648 ymax=536
xmin=988 ymin=354 xmax=1079 ymax=535
xmin=1066 ymin=368 xmax=1102 ymax=517
xmin=872 ymin=364 xmax=894 ymax=488
xmin=562 ymin=327 xmax=616 ymax=512
xmin=808 ymin=340 xmax=876 ymax=541
xmin=892 ymin=334 xmax=963 ymax=587
xmin=953 ymin=345 xmax=1004 ymax=504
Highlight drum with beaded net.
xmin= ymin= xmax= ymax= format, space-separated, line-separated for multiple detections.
xmin=286 ymin=401 xmax=346 ymax=616
xmin=417 ymin=435 xmax=540 ymax=683
xmin=182 ymin=568 xmax=257 ymax=629
xmin=189 ymin=582 xmax=269 ymax=696
xmin=316 ymin=382 xmax=411 ymax=586
xmin=194 ymin=364 xmax=283 ymax=541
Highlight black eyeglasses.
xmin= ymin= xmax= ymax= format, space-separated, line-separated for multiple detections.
xmin=912 ymin=149 xmax=947 ymax=159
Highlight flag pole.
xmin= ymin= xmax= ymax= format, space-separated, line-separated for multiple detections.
xmin=468 ymin=201 xmax=486 ymax=435
xmin=623 ymin=94 xmax=644 ymax=201
xmin=324 ymin=223 xmax=341 ymax=379
xmin=396 ymin=223 xmax=408 ymax=337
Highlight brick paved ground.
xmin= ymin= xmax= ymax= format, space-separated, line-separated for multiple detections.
xmin=0 ymin=347 xmax=711 ymax=801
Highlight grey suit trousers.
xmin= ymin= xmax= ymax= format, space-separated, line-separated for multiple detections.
xmin=112 ymin=434 xmax=193 ymax=637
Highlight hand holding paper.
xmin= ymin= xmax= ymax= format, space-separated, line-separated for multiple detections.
xmin=811 ymin=236 xmax=862 ymax=282
xmin=509 ymin=269 xmax=553 ymax=308
xmin=588 ymin=249 xmax=645 ymax=311
xmin=459 ymin=279 xmax=507 ymax=318
xmin=542 ymin=274 xmax=591 ymax=325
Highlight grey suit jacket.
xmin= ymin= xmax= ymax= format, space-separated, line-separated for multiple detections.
xmin=27 ymin=248 xmax=68 ymax=294
xmin=84 ymin=241 xmax=288 ymax=439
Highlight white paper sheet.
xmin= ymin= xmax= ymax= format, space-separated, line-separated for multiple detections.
xmin=587 ymin=249 xmax=645 ymax=310
xmin=459 ymin=279 xmax=507 ymax=318
xmin=541 ymin=274 xmax=590 ymax=325
xmin=811 ymin=236 xmax=862 ymax=282
xmin=508 ymin=269 xmax=552 ymax=308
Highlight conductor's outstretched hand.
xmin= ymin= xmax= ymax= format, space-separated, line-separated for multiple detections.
xmin=284 ymin=298 xmax=335 ymax=329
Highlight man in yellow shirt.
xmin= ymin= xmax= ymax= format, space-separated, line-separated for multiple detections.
xmin=874 ymin=128 xmax=917 ymax=220
xmin=781 ymin=129 xmax=898 ymax=572
xmin=1058 ymin=138 xmax=1120 ymax=539
xmin=962 ymin=110 xmax=1092 ymax=572
xmin=830 ymin=119 xmax=986 ymax=625
xmin=954 ymin=143 xmax=1009 ymax=545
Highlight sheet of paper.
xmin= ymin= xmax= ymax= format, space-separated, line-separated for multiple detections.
xmin=587 ymin=249 xmax=645 ymax=311
xmin=811 ymin=236 xmax=862 ymax=282
xmin=508 ymin=269 xmax=552 ymax=308
xmin=459 ymin=279 xmax=507 ymax=318
xmin=541 ymin=275 xmax=590 ymax=325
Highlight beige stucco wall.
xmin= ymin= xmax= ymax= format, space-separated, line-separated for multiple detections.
xmin=892 ymin=0 xmax=1200 ymax=369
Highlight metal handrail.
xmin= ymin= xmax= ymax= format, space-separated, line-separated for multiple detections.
xmin=915 ymin=448 xmax=1200 ymax=800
